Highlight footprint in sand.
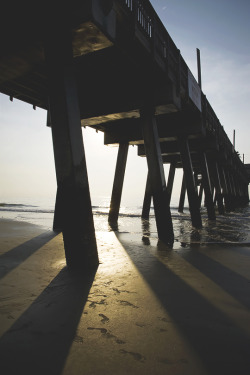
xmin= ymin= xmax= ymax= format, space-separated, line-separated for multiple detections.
xmin=99 ymin=313 xmax=109 ymax=324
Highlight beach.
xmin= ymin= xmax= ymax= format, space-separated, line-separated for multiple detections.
xmin=1 ymin=213 xmax=250 ymax=375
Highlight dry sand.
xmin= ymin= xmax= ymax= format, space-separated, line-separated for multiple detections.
xmin=1 ymin=218 xmax=250 ymax=375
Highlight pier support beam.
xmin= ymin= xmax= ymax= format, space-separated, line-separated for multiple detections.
xmin=178 ymin=173 xmax=186 ymax=213
xmin=166 ymin=162 xmax=176 ymax=206
xmin=142 ymin=161 xmax=176 ymax=219
xmin=198 ymin=183 xmax=204 ymax=208
xmin=45 ymin=30 xmax=99 ymax=270
xmin=53 ymin=187 xmax=64 ymax=231
xmin=199 ymin=152 xmax=216 ymax=220
xmin=141 ymin=172 xmax=152 ymax=219
xmin=219 ymin=166 xmax=231 ymax=211
xmin=225 ymin=169 xmax=235 ymax=210
xmin=108 ymin=143 xmax=129 ymax=223
xmin=234 ymin=174 xmax=243 ymax=205
xmin=178 ymin=137 xmax=202 ymax=228
xmin=141 ymin=106 xmax=174 ymax=245
xmin=209 ymin=160 xmax=225 ymax=215
xmin=228 ymin=171 xmax=237 ymax=207
xmin=245 ymin=182 xmax=249 ymax=203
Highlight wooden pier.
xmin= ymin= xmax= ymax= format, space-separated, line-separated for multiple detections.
xmin=0 ymin=0 xmax=249 ymax=270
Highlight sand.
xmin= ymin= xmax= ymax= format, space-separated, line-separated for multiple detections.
xmin=1 ymin=218 xmax=250 ymax=375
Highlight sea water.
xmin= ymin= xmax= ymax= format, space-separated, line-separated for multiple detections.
xmin=1 ymin=197 xmax=250 ymax=246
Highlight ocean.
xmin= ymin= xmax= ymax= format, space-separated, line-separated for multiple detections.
xmin=1 ymin=197 xmax=250 ymax=247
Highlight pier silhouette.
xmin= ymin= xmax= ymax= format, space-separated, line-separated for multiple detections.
xmin=0 ymin=0 xmax=249 ymax=270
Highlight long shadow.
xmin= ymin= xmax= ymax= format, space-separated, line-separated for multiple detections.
xmin=221 ymin=245 xmax=250 ymax=256
xmin=0 ymin=231 xmax=57 ymax=280
xmin=0 ymin=266 xmax=96 ymax=375
xmin=116 ymin=233 xmax=250 ymax=375
xmin=179 ymin=248 xmax=250 ymax=310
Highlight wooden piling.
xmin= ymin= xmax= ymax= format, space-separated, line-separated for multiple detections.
xmin=141 ymin=106 xmax=174 ymax=245
xmin=178 ymin=137 xmax=202 ymax=228
xmin=178 ymin=173 xmax=186 ymax=213
xmin=142 ymin=160 xmax=176 ymax=219
xmin=198 ymin=183 xmax=204 ymax=208
xmin=210 ymin=161 xmax=225 ymax=215
xmin=141 ymin=172 xmax=152 ymax=219
xmin=225 ymin=169 xmax=235 ymax=210
xmin=53 ymin=186 xmax=64 ymax=232
xmin=166 ymin=162 xmax=176 ymax=206
xmin=219 ymin=165 xmax=231 ymax=211
xmin=108 ymin=143 xmax=129 ymax=223
xmin=45 ymin=30 xmax=99 ymax=271
xmin=199 ymin=152 xmax=216 ymax=220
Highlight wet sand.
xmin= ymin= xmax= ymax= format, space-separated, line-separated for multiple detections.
xmin=1 ymin=218 xmax=250 ymax=375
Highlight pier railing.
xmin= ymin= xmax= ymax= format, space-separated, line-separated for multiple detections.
xmin=119 ymin=0 xmax=243 ymax=166
xmin=119 ymin=0 xmax=181 ymax=89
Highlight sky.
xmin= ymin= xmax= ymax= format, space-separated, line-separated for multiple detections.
xmin=0 ymin=0 xmax=250 ymax=208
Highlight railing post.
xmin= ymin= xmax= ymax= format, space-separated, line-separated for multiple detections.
xmin=133 ymin=0 xmax=138 ymax=26
xmin=151 ymin=11 xmax=157 ymax=59
xmin=177 ymin=49 xmax=181 ymax=97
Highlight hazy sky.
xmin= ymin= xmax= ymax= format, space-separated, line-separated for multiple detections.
xmin=0 ymin=0 xmax=250 ymax=208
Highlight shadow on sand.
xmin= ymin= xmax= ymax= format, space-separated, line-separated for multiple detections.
xmin=179 ymin=247 xmax=250 ymax=310
xmin=0 ymin=266 xmax=97 ymax=375
xmin=115 ymin=232 xmax=250 ymax=375
xmin=0 ymin=231 xmax=57 ymax=280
